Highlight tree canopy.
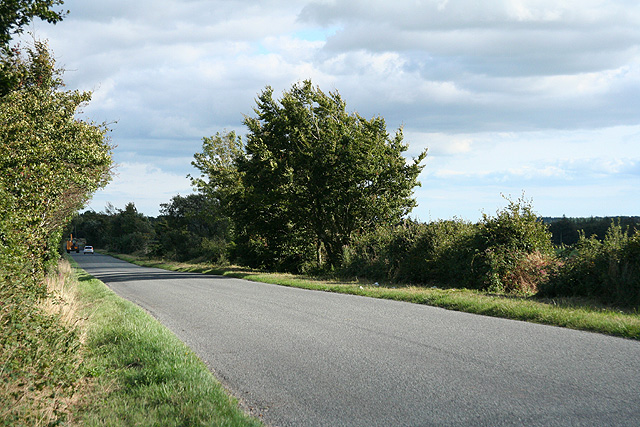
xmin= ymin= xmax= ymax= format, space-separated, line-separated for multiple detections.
xmin=153 ymin=193 xmax=231 ymax=262
xmin=192 ymin=80 xmax=427 ymax=270
xmin=0 ymin=0 xmax=67 ymax=46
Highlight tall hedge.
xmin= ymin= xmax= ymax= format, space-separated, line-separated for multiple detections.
xmin=0 ymin=41 xmax=113 ymax=423
xmin=0 ymin=41 xmax=112 ymax=287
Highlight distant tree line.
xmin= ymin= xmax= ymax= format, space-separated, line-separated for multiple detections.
xmin=544 ymin=216 xmax=640 ymax=246
xmin=67 ymin=196 xmax=230 ymax=263
xmin=67 ymin=202 xmax=154 ymax=253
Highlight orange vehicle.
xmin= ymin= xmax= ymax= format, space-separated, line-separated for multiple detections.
xmin=66 ymin=234 xmax=79 ymax=253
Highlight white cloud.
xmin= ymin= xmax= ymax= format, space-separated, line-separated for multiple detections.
xmin=17 ymin=0 xmax=639 ymax=219
xmin=85 ymin=162 xmax=193 ymax=216
xmin=408 ymin=126 xmax=640 ymax=220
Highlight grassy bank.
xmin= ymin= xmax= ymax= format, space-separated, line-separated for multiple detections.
xmin=1 ymin=259 xmax=84 ymax=426
xmin=67 ymin=257 xmax=262 ymax=426
xmin=110 ymin=253 xmax=640 ymax=340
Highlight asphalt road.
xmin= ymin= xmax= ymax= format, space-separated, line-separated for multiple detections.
xmin=72 ymin=253 xmax=640 ymax=426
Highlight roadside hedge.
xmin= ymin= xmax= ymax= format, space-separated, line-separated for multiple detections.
xmin=0 ymin=41 xmax=113 ymax=424
xmin=342 ymin=197 xmax=638 ymax=308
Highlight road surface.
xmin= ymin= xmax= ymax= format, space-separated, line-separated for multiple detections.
xmin=72 ymin=253 xmax=640 ymax=426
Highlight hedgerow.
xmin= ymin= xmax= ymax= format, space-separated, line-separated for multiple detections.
xmin=540 ymin=222 xmax=640 ymax=308
xmin=0 ymin=40 xmax=113 ymax=424
xmin=341 ymin=218 xmax=477 ymax=287
xmin=342 ymin=196 xmax=559 ymax=295
xmin=340 ymin=196 xmax=639 ymax=307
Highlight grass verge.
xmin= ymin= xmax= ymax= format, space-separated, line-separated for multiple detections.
xmin=109 ymin=253 xmax=640 ymax=340
xmin=67 ymin=256 xmax=262 ymax=426
xmin=1 ymin=260 xmax=84 ymax=426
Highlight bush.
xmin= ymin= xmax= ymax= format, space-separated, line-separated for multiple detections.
xmin=479 ymin=247 xmax=560 ymax=293
xmin=343 ymin=223 xmax=398 ymax=281
xmin=396 ymin=219 xmax=477 ymax=285
xmin=540 ymin=222 xmax=640 ymax=308
xmin=341 ymin=219 xmax=477 ymax=286
xmin=341 ymin=195 xmax=557 ymax=294
xmin=232 ymin=230 xmax=316 ymax=273
xmin=472 ymin=195 xmax=555 ymax=292
xmin=1 ymin=41 xmax=112 ymax=424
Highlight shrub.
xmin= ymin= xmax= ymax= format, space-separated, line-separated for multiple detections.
xmin=480 ymin=248 xmax=560 ymax=293
xmin=540 ymin=222 xmax=640 ymax=308
xmin=341 ymin=196 xmax=557 ymax=294
xmin=472 ymin=195 xmax=555 ymax=293
xmin=342 ymin=221 xmax=414 ymax=282
xmin=341 ymin=219 xmax=477 ymax=286
xmin=395 ymin=219 xmax=477 ymax=285
xmin=1 ymin=41 xmax=112 ymax=425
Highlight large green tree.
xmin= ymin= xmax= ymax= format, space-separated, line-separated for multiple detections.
xmin=193 ymin=81 xmax=428 ymax=270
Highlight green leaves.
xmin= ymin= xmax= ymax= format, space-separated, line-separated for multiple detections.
xmin=540 ymin=222 xmax=640 ymax=307
xmin=190 ymin=130 xmax=244 ymax=211
xmin=1 ymin=38 xmax=111 ymax=424
xmin=1 ymin=41 xmax=113 ymax=286
xmin=194 ymin=80 xmax=428 ymax=271
xmin=0 ymin=0 xmax=67 ymax=46
xmin=243 ymin=81 xmax=427 ymax=268
xmin=152 ymin=194 xmax=231 ymax=262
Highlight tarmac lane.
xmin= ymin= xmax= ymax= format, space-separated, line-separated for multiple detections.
xmin=72 ymin=253 xmax=640 ymax=426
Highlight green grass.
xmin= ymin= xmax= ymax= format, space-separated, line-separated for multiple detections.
xmin=1 ymin=260 xmax=84 ymax=426
xmin=109 ymin=253 xmax=640 ymax=340
xmin=67 ymin=257 xmax=262 ymax=426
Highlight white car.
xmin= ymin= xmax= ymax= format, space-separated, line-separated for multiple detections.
xmin=83 ymin=245 xmax=94 ymax=254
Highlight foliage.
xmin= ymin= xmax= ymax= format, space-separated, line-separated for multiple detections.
xmin=477 ymin=195 xmax=553 ymax=253
xmin=399 ymin=219 xmax=478 ymax=285
xmin=1 ymin=41 xmax=112 ymax=283
xmin=106 ymin=202 xmax=154 ymax=254
xmin=342 ymin=196 xmax=557 ymax=294
xmin=547 ymin=215 xmax=639 ymax=246
xmin=190 ymin=130 xmax=244 ymax=213
xmin=192 ymin=81 xmax=428 ymax=271
xmin=1 ymin=260 xmax=83 ymax=425
xmin=547 ymin=216 xmax=579 ymax=246
xmin=342 ymin=219 xmax=477 ymax=286
xmin=65 ymin=202 xmax=156 ymax=255
xmin=0 ymin=0 xmax=67 ymax=46
xmin=65 ymin=208 xmax=111 ymax=248
xmin=153 ymin=193 xmax=231 ymax=262
xmin=473 ymin=195 xmax=555 ymax=292
xmin=541 ymin=222 xmax=640 ymax=308
xmin=0 ymin=40 xmax=112 ymax=424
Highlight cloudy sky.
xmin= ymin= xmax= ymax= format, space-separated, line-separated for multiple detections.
xmin=25 ymin=0 xmax=640 ymax=221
